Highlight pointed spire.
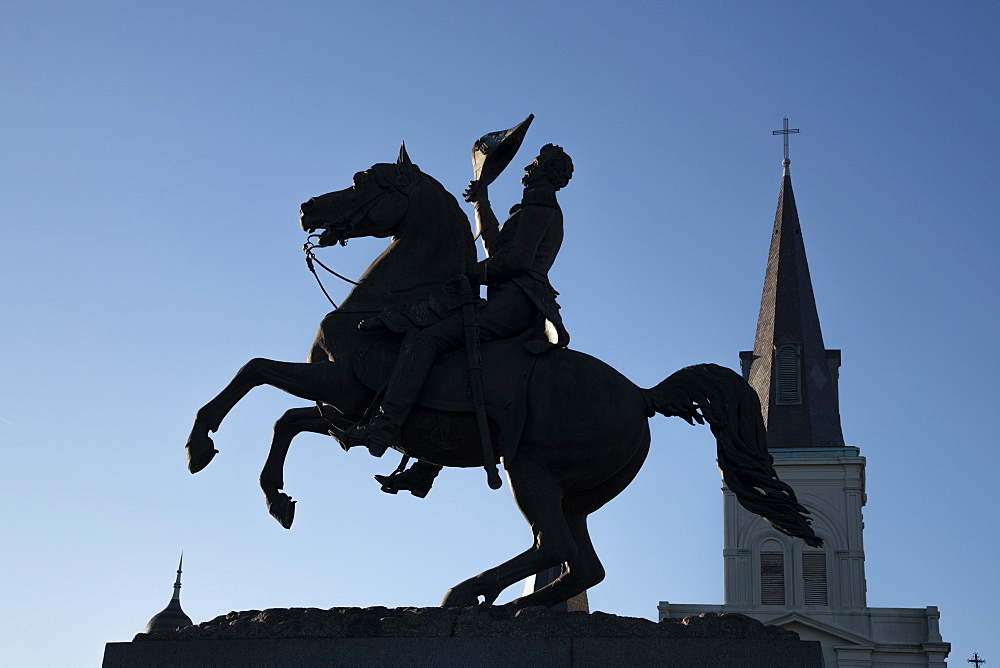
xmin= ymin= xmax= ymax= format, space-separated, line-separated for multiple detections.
xmin=740 ymin=157 xmax=845 ymax=449
xmin=171 ymin=553 xmax=183 ymax=601
xmin=144 ymin=553 xmax=193 ymax=633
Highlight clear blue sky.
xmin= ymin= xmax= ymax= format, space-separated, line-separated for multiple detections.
xmin=2 ymin=2 xmax=997 ymax=665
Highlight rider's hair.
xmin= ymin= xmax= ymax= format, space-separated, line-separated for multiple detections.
xmin=537 ymin=144 xmax=574 ymax=190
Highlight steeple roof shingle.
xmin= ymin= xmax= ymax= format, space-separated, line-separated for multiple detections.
xmin=743 ymin=160 xmax=845 ymax=449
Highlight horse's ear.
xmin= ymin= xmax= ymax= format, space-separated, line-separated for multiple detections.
xmin=397 ymin=141 xmax=412 ymax=166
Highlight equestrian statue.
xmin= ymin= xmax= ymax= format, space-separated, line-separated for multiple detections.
xmin=184 ymin=116 xmax=821 ymax=609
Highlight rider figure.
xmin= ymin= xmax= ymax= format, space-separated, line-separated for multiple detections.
xmin=349 ymin=144 xmax=574 ymax=496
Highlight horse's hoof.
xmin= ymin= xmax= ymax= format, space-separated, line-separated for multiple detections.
xmin=186 ymin=435 xmax=218 ymax=474
xmin=441 ymin=586 xmax=479 ymax=607
xmin=264 ymin=489 xmax=296 ymax=529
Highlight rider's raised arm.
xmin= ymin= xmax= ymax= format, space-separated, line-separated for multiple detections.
xmin=464 ymin=181 xmax=500 ymax=257
xmin=475 ymin=200 xmax=500 ymax=257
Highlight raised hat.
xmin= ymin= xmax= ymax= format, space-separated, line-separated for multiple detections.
xmin=471 ymin=114 xmax=534 ymax=187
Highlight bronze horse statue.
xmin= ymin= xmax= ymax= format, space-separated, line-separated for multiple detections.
xmin=185 ymin=150 xmax=821 ymax=609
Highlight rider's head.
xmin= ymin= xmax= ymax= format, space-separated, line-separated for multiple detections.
xmin=522 ymin=144 xmax=573 ymax=190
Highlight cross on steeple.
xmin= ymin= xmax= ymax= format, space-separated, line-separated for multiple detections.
xmin=772 ymin=117 xmax=801 ymax=163
xmin=969 ymin=653 xmax=987 ymax=668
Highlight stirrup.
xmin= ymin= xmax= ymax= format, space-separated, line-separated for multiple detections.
xmin=343 ymin=423 xmax=392 ymax=457
xmin=374 ymin=470 xmax=433 ymax=498
xmin=374 ymin=458 xmax=436 ymax=499
xmin=375 ymin=454 xmax=411 ymax=495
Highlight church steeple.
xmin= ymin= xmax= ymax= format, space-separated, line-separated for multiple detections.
xmin=739 ymin=150 xmax=845 ymax=449
xmin=659 ymin=134 xmax=949 ymax=666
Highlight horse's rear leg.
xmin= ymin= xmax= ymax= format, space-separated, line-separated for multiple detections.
xmin=510 ymin=436 xmax=647 ymax=607
xmin=441 ymin=466 xmax=577 ymax=607
xmin=186 ymin=359 xmax=342 ymax=473
xmin=509 ymin=510 xmax=605 ymax=608
xmin=259 ymin=406 xmax=342 ymax=529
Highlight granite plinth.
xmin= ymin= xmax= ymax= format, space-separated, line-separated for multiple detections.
xmin=103 ymin=606 xmax=822 ymax=667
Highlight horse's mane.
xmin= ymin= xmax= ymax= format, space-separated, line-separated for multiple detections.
xmin=410 ymin=168 xmax=477 ymax=265
xmin=365 ymin=161 xmax=476 ymax=265
xmin=345 ymin=163 xmax=478 ymax=303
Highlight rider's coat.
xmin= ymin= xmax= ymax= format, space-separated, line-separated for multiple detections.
xmin=472 ymin=186 xmax=570 ymax=350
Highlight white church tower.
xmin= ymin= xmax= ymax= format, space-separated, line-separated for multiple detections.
xmin=659 ymin=135 xmax=950 ymax=667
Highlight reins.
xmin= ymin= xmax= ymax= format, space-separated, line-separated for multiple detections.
xmin=302 ymin=237 xmax=420 ymax=308
xmin=303 ymin=238 xmax=360 ymax=308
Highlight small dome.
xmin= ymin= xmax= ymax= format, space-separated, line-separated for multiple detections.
xmin=144 ymin=554 xmax=193 ymax=633
xmin=145 ymin=598 xmax=192 ymax=633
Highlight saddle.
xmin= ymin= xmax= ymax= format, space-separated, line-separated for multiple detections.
xmin=353 ymin=329 xmax=539 ymax=465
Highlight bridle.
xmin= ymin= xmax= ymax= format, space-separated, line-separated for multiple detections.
xmin=312 ymin=163 xmax=417 ymax=246
xmin=318 ymin=187 xmax=392 ymax=247
xmin=301 ymin=164 xmax=419 ymax=308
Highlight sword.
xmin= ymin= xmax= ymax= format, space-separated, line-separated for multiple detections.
xmin=458 ymin=276 xmax=502 ymax=490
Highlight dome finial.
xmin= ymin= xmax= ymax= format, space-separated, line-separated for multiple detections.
xmin=172 ymin=553 xmax=183 ymax=600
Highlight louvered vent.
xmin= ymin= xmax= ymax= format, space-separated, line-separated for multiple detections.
xmin=776 ymin=345 xmax=801 ymax=404
xmin=760 ymin=551 xmax=785 ymax=605
xmin=802 ymin=551 xmax=828 ymax=605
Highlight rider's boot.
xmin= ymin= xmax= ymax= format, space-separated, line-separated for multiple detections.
xmin=345 ymin=412 xmax=396 ymax=457
xmin=347 ymin=329 xmax=438 ymax=458
xmin=375 ymin=461 xmax=442 ymax=498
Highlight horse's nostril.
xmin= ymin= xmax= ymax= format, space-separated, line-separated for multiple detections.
xmin=301 ymin=198 xmax=316 ymax=214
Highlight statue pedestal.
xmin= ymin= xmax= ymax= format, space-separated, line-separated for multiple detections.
xmin=103 ymin=606 xmax=822 ymax=668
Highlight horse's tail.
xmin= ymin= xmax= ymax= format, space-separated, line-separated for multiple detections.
xmin=641 ymin=363 xmax=823 ymax=547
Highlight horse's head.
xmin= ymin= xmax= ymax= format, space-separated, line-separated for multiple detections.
xmin=300 ymin=148 xmax=420 ymax=247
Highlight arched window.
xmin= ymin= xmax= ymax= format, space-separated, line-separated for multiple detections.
xmin=760 ymin=541 xmax=785 ymax=605
xmin=802 ymin=550 xmax=828 ymax=605
xmin=776 ymin=345 xmax=801 ymax=404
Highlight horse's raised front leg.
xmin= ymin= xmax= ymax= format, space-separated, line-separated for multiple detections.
xmin=259 ymin=406 xmax=342 ymax=529
xmin=441 ymin=464 xmax=577 ymax=607
xmin=186 ymin=358 xmax=345 ymax=473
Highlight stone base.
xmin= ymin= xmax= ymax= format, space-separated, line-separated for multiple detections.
xmin=103 ymin=607 xmax=822 ymax=668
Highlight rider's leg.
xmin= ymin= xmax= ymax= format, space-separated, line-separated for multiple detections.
xmin=370 ymin=286 xmax=538 ymax=490
xmin=349 ymin=314 xmax=465 ymax=453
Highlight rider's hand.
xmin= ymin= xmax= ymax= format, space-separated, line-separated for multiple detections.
xmin=463 ymin=260 xmax=488 ymax=286
xmin=463 ymin=180 xmax=488 ymax=204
